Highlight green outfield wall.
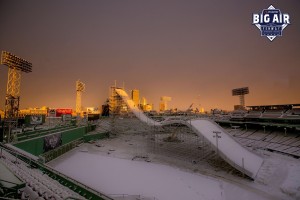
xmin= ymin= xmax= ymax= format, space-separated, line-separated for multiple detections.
xmin=13 ymin=126 xmax=90 ymax=156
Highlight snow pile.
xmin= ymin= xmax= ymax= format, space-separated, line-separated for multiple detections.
xmin=281 ymin=163 xmax=300 ymax=198
xmin=255 ymin=157 xmax=283 ymax=185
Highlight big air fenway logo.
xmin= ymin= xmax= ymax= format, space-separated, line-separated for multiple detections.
xmin=252 ymin=5 xmax=290 ymax=41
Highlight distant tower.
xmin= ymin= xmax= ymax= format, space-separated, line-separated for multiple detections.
xmin=142 ymin=97 xmax=147 ymax=106
xmin=1 ymin=51 xmax=32 ymax=142
xmin=140 ymin=97 xmax=148 ymax=111
xmin=159 ymin=96 xmax=172 ymax=112
xmin=76 ymin=80 xmax=85 ymax=115
xmin=131 ymin=89 xmax=140 ymax=106
xmin=232 ymin=87 xmax=249 ymax=109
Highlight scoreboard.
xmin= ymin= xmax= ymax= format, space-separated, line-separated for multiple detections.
xmin=232 ymin=87 xmax=249 ymax=96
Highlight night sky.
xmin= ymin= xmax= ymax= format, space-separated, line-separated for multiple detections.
xmin=0 ymin=0 xmax=299 ymax=111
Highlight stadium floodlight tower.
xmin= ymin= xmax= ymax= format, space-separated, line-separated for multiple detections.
xmin=76 ymin=80 xmax=85 ymax=115
xmin=232 ymin=87 xmax=249 ymax=108
xmin=1 ymin=51 xmax=32 ymax=142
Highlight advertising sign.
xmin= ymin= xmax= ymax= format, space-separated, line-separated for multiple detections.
xmin=56 ymin=108 xmax=72 ymax=117
xmin=252 ymin=5 xmax=290 ymax=41
xmin=43 ymin=133 xmax=62 ymax=152
xmin=48 ymin=109 xmax=56 ymax=117
xmin=30 ymin=115 xmax=43 ymax=125
xmin=62 ymin=114 xmax=72 ymax=121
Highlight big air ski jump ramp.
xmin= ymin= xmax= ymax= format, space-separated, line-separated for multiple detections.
xmin=115 ymin=89 xmax=264 ymax=179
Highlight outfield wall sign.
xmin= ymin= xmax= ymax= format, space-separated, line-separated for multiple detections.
xmin=252 ymin=5 xmax=290 ymax=41
xmin=48 ymin=109 xmax=56 ymax=117
xmin=62 ymin=114 xmax=72 ymax=122
xmin=43 ymin=133 xmax=62 ymax=152
xmin=30 ymin=115 xmax=43 ymax=125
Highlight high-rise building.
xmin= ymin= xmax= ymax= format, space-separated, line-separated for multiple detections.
xmin=141 ymin=97 xmax=147 ymax=106
xmin=159 ymin=96 xmax=172 ymax=112
xmin=140 ymin=97 xmax=149 ymax=111
xmin=159 ymin=102 xmax=166 ymax=112
xmin=131 ymin=89 xmax=140 ymax=107
xmin=131 ymin=89 xmax=153 ymax=112
xmin=144 ymin=104 xmax=153 ymax=112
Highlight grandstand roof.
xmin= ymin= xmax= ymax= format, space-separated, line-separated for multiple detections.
xmin=216 ymin=120 xmax=300 ymax=129
xmin=247 ymin=104 xmax=300 ymax=110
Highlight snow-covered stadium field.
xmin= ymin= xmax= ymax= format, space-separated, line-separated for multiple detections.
xmin=48 ymin=130 xmax=300 ymax=200
xmin=50 ymin=150 xmax=267 ymax=200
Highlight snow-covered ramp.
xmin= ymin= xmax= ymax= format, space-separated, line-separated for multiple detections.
xmin=115 ymin=88 xmax=264 ymax=179
xmin=189 ymin=119 xmax=264 ymax=179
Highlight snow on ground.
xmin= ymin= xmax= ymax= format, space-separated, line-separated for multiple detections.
xmin=253 ymin=149 xmax=300 ymax=200
xmin=49 ymin=150 xmax=268 ymax=200
xmin=281 ymin=163 xmax=300 ymax=198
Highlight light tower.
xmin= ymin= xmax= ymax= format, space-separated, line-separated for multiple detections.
xmin=232 ymin=87 xmax=249 ymax=109
xmin=76 ymin=80 xmax=85 ymax=115
xmin=1 ymin=51 xmax=32 ymax=142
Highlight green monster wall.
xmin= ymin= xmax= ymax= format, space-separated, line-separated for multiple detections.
xmin=13 ymin=126 xmax=88 ymax=156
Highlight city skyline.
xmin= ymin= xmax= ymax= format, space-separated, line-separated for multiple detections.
xmin=0 ymin=0 xmax=299 ymax=111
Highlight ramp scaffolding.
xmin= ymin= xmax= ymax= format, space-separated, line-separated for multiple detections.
xmin=109 ymin=83 xmax=128 ymax=134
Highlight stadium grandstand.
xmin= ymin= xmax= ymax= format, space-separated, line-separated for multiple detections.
xmin=217 ymin=104 xmax=300 ymax=158
xmin=229 ymin=104 xmax=300 ymax=123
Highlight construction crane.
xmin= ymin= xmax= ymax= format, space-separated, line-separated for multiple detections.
xmin=1 ymin=51 xmax=32 ymax=142
xmin=186 ymin=103 xmax=194 ymax=112
xmin=76 ymin=80 xmax=85 ymax=116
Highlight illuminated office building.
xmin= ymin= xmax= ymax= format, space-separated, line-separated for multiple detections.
xmin=131 ymin=89 xmax=140 ymax=107
xmin=159 ymin=96 xmax=172 ymax=112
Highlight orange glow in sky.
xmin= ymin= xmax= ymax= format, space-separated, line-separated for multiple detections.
xmin=0 ymin=1 xmax=299 ymax=111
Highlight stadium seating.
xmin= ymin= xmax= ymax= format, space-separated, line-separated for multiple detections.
xmin=0 ymin=148 xmax=84 ymax=200
xmin=261 ymin=110 xmax=283 ymax=118
xmin=244 ymin=111 xmax=262 ymax=118
xmin=230 ymin=110 xmax=246 ymax=120
xmin=282 ymin=108 xmax=300 ymax=119
xmin=230 ymin=108 xmax=300 ymax=121
xmin=291 ymin=108 xmax=300 ymax=115
xmin=229 ymin=128 xmax=300 ymax=158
